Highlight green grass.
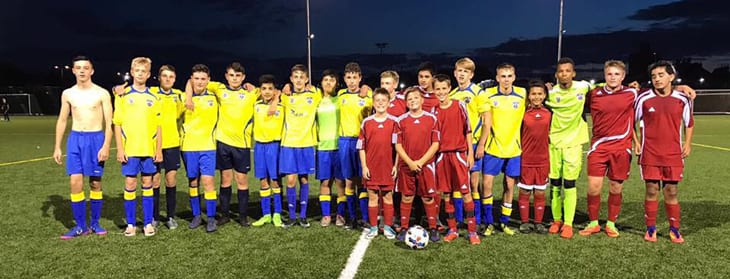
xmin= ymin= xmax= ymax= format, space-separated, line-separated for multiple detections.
xmin=1 ymin=116 xmax=730 ymax=278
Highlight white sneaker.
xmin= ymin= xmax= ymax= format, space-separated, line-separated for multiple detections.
xmin=144 ymin=224 xmax=156 ymax=236
xmin=365 ymin=226 xmax=378 ymax=239
xmin=124 ymin=225 xmax=137 ymax=237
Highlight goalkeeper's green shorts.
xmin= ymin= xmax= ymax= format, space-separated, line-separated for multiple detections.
xmin=548 ymin=144 xmax=584 ymax=181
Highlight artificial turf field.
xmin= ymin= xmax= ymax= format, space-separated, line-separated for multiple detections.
xmin=1 ymin=115 xmax=729 ymax=278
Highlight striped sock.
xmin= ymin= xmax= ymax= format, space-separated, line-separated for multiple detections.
xmin=124 ymin=188 xmax=137 ymax=225
xmin=142 ymin=186 xmax=154 ymax=226
xmin=189 ymin=186 xmax=201 ymax=217
xmin=320 ymin=195 xmax=331 ymax=217
xmin=89 ymin=190 xmax=102 ymax=225
xmin=204 ymin=191 xmax=217 ymax=218
xmin=70 ymin=192 xmax=86 ymax=229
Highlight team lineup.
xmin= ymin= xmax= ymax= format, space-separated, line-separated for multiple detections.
xmin=53 ymin=55 xmax=695 ymax=246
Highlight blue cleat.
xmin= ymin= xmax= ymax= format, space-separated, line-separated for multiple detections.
xmin=89 ymin=223 xmax=107 ymax=235
xmin=60 ymin=226 xmax=88 ymax=240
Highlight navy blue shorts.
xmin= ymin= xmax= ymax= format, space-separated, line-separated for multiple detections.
xmin=483 ymin=154 xmax=521 ymax=177
xmin=122 ymin=157 xmax=157 ymax=176
xmin=182 ymin=151 xmax=216 ymax=178
xmin=338 ymin=137 xmax=361 ymax=179
xmin=279 ymin=146 xmax=315 ymax=175
xmin=317 ymin=150 xmax=343 ymax=181
xmin=254 ymin=141 xmax=280 ymax=180
xmin=66 ymin=130 xmax=105 ymax=176
xmin=216 ymin=141 xmax=251 ymax=173
xmin=156 ymin=147 xmax=181 ymax=171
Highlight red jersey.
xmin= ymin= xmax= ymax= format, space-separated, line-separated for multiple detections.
xmin=396 ymin=111 xmax=440 ymax=164
xmin=434 ymin=100 xmax=470 ymax=152
xmin=588 ymin=86 xmax=637 ymax=153
xmin=521 ymin=106 xmax=551 ymax=167
xmin=357 ymin=115 xmax=398 ymax=186
xmin=635 ymin=89 xmax=694 ymax=167
xmin=415 ymin=86 xmax=440 ymax=113
xmin=387 ymin=95 xmax=408 ymax=117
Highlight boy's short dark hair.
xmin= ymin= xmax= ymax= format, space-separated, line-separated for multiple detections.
xmin=159 ymin=64 xmax=176 ymax=76
xmin=648 ymin=60 xmax=677 ymax=76
xmin=496 ymin=63 xmax=515 ymax=72
xmin=344 ymin=62 xmax=361 ymax=74
xmin=322 ymin=69 xmax=338 ymax=80
xmin=417 ymin=61 xmax=436 ymax=75
xmin=291 ymin=64 xmax=308 ymax=76
xmin=557 ymin=57 xmax=575 ymax=67
xmin=192 ymin=64 xmax=210 ymax=75
xmin=403 ymin=87 xmax=422 ymax=100
xmin=373 ymin=88 xmax=390 ymax=99
xmin=259 ymin=74 xmax=275 ymax=86
xmin=72 ymin=55 xmax=93 ymax=67
xmin=227 ymin=62 xmax=246 ymax=74
xmin=433 ymin=74 xmax=451 ymax=87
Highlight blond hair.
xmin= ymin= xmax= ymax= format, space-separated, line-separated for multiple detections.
xmin=380 ymin=70 xmax=400 ymax=83
xmin=131 ymin=57 xmax=152 ymax=70
xmin=604 ymin=60 xmax=626 ymax=72
xmin=455 ymin=57 xmax=476 ymax=72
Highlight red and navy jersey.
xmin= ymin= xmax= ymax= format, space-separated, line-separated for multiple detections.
xmin=635 ymin=89 xmax=694 ymax=167
xmin=588 ymin=86 xmax=637 ymax=153
xmin=434 ymin=100 xmax=470 ymax=152
xmin=521 ymin=106 xmax=551 ymax=167
xmin=396 ymin=111 xmax=440 ymax=164
xmin=357 ymin=115 xmax=399 ymax=186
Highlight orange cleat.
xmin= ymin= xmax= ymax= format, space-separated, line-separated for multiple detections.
xmin=443 ymin=231 xmax=459 ymax=242
xmin=605 ymin=226 xmax=620 ymax=238
xmin=548 ymin=221 xmax=563 ymax=234
xmin=669 ymin=229 xmax=685 ymax=244
xmin=560 ymin=224 xmax=574 ymax=239
xmin=469 ymin=233 xmax=481 ymax=245
xmin=644 ymin=229 xmax=657 ymax=242
xmin=579 ymin=224 xmax=601 ymax=236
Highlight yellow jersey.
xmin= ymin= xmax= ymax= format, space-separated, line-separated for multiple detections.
xmin=281 ymin=88 xmax=322 ymax=147
xmin=180 ymin=90 xmax=218 ymax=152
xmin=207 ymin=81 xmax=258 ymax=148
xmin=253 ymin=100 xmax=284 ymax=143
xmin=483 ymin=86 xmax=526 ymax=158
xmin=450 ymin=82 xmax=485 ymax=144
xmin=113 ymin=87 xmax=161 ymax=157
xmin=150 ymin=86 xmax=183 ymax=149
xmin=337 ymin=89 xmax=372 ymax=137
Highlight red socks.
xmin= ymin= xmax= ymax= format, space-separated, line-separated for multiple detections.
xmin=445 ymin=199 xmax=457 ymax=231
xmin=587 ymin=194 xmax=601 ymax=221
xmin=465 ymin=200 xmax=476 ymax=233
xmin=400 ymin=202 xmax=413 ymax=229
xmin=608 ymin=192 xmax=622 ymax=222
xmin=644 ymin=200 xmax=659 ymax=227
xmin=383 ymin=202 xmax=394 ymax=227
xmin=518 ymin=191 xmax=530 ymax=223
xmin=534 ymin=192 xmax=546 ymax=223
xmin=665 ymin=202 xmax=681 ymax=229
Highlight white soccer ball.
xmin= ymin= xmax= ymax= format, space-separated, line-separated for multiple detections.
xmin=404 ymin=225 xmax=429 ymax=249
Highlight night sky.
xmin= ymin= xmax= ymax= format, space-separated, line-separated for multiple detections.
xmin=1 ymin=0 xmax=728 ymax=84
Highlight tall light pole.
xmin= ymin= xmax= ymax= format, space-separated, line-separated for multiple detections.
xmin=557 ymin=0 xmax=565 ymax=62
xmin=53 ymin=65 xmax=70 ymax=84
xmin=306 ymin=0 xmax=313 ymax=78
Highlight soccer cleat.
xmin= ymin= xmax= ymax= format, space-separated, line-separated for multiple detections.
xmin=560 ymin=224 xmax=574 ymax=239
xmin=252 ymin=215 xmax=272 ymax=227
xmin=216 ymin=216 xmax=231 ymax=226
xmin=443 ymin=230 xmax=460 ymax=242
xmin=282 ymin=218 xmax=298 ymax=229
xmin=335 ymin=215 xmax=346 ymax=227
xmin=320 ymin=216 xmax=332 ymax=227
xmin=166 ymin=218 xmax=179 ymax=230
xmin=548 ymin=221 xmax=563 ymax=234
xmin=579 ymin=224 xmax=602 ymax=236
xmin=396 ymin=230 xmax=407 ymax=242
xmin=605 ymin=225 xmax=620 ymax=238
xmin=189 ymin=216 xmax=203 ymax=229
xmin=483 ymin=224 xmax=496 ymax=236
xmin=239 ymin=217 xmax=250 ymax=227
xmin=272 ymin=213 xmax=283 ymax=227
xmin=669 ymin=228 xmax=684 ymax=244
xmin=499 ymin=223 xmax=516 ymax=236
xmin=124 ymin=225 xmax=137 ymax=237
xmin=299 ymin=218 xmax=311 ymax=228
xmin=519 ymin=222 xmax=534 ymax=234
xmin=345 ymin=219 xmax=358 ymax=230
xmin=644 ymin=228 xmax=657 ymax=242
xmin=429 ymin=229 xmax=440 ymax=242
xmin=152 ymin=220 xmax=160 ymax=228
xmin=469 ymin=232 xmax=481 ymax=245
xmin=144 ymin=224 xmax=156 ymax=237
xmin=366 ymin=226 xmax=378 ymax=239
xmin=89 ymin=223 xmax=107 ymax=235
xmin=534 ymin=223 xmax=548 ymax=235
xmin=60 ymin=226 xmax=88 ymax=240
xmin=206 ymin=218 xmax=217 ymax=233
xmin=383 ymin=225 xmax=397 ymax=240
xmin=357 ymin=219 xmax=369 ymax=229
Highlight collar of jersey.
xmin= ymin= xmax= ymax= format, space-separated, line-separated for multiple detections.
xmin=456 ymin=83 xmax=477 ymax=95
xmin=157 ymin=87 xmax=175 ymax=95
xmin=128 ymin=86 xmax=155 ymax=97
xmin=225 ymin=84 xmax=244 ymax=91
xmin=491 ymin=86 xmax=523 ymax=98
xmin=193 ymin=90 xmax=213 ymax=97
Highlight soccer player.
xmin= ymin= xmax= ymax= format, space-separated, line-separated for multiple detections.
xmin=53 ymin=56 xmax=113 ymax=239
xmin=579 ymin=61 xmax=637 ymax=238
xmin=280 ymin=64 xmax=322 ymax=228
xmin=251 ymin=75 xmax=285 ymax=228
xmin=358 ymin=88 xmax=399 ymax=239
xmin=113 ymin=57 xmax=163 ymax=237
xmin=381 ymin=70 xmax=407 ymax=117
xmin=481 ymin=63 xmax=526 ymax=236
xmin=181 ymin=64 xmax=219 ymax=233
xmin=414 ymin=62 xmax=441 ymax=113
xmin=338 ymin=62 xmax=373 ymax=229
xmin=1 ymin=98 xmax=9 ymax=121
xmin=517 ymin=81 xmax=552 ymax=234
xmin=433 ymin=74 xmax=480 ymax=245
xmin=449 ymin=57 xmax=488 ymax=227
xmin=395 ymin=87 xmax=441 ymax=242
xmin=546 ymin=57 xmax=592 ymax=239
xmin=316 ymin=69 xmax=344 ymax=227
xmin=636 ymin=61 xmax=694 ymax=244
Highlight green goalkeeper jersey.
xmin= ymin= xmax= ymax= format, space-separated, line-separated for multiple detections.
xmin=546 ymin=80 xmax=593 ymax=148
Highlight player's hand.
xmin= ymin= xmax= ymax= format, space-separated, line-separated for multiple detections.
xmin=633 ymin=143 xmax=642 ymax=156
xmin=676 ymin=85 xmax=697 ymax=100
xmin=682 ymin=143 xmax=691 ymax=158
xmin=359 ymin=85 xmax=371 ymax=97
xmin=117 ymin=149 xmax=128 ymax=163
xmin=628 ymin=81 xmax=641 ymax=90
xmin=467 ymin=155 xmax=474 ymax=169
xmin=282 ymin=84 xmax=292 ymax=95
xmin=391 ymin=166 xmax=398 ymax=179
xmin=113 ymin=82 xmax=128 ymax=96
xmin=407 ymin=161 xmax=420 ymax=172
xmin=154 ymin=152 xmax=163 ymax=163
xmin=244 ymin=82 xmax=255 ymax=91
xmin=475 ymin=145 xmax=485 ymax=160
xmin=97 ymin=147 xmax=109 ymax=162
xmin=545 ymin=82 xmax=554 ymax=91
xmin=362 ymin=167 xmax=371 ymax=180
xmin=53 ymin=148 xmax=63 ymax=165
xmin=185 ymin=98 xmax=194 ymax=111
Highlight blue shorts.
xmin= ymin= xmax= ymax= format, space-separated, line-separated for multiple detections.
xmin=122 ymin=157 xmax=157 ymax=176
xmin=317 ymin=150 xmax=343 ymax=181
xmin=338 ymin=137 xmax=361 ymax=179
xmin=182 ymin=151 xmax=216 ymax=178
xmin=156 ymin=147 xmax=181 ymax=171
xmin=216 ymin=141 xmax=251 ymax=173
xmin=471 ymin=143 xmax=484 ymax=173
xmin=279 ymin=146 xmax=315 ymax=175
xmin=483 ymin=154 xmax=521 ymax=177
xmin=66 ymin=130 xmax=105 ymax=176
xmin=254 ymin=141 xmax=280 ymax=180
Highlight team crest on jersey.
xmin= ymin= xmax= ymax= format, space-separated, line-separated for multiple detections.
xmin=289 ymin=98 xmax=295 ymax=104
xmin=208 ymin=100 xmax=214 ymax=106
xmin=127 ymin=98 xmax=134 ymax=104
xmin=222 ymin=93 xmax=228 ymax=98
xmin=577 ymin=94 xmax=584 ymax=100
xmin=306 ymin=97 xmax=313 ymax=104
xmin=556 ymin=97 xmax=561 ymax=103
xmin=275 ymin=110 xmax=280 ymax=116
xmin=342 ymin=99 xmax=346 ymax=104
xmin=512 ymin=101 xmax=519 ymax=109
xmin=464 ymin=96 xmax=472 ymax=104
xmin=239 ymin=94 xmax=245 ymax=99
xmin=493 ymin=101 xmax=499 ymax=107
xmin=146 ymin=99 xmax=153 ymax=107
xmin=358 ymin=99 xmax=365 ymax=106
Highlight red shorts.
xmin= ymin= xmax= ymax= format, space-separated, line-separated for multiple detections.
xmin=365 ymin=182 xmax=395 ymax=192
xmin=397 ymin=162 xmax=437 ymax=197
xmin=435 ymin=152 xmax=471 ymax=194
xmin=519 ymin=166 xmax=549 ymax=190
xmin=640 ymin=165 xmax=684 ymax=182
xmin=587 ymin=149 xmax=632 ymax=181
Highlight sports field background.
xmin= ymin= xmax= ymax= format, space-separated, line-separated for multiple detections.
xmin=1 ymin=116 xmax=729 ymax=278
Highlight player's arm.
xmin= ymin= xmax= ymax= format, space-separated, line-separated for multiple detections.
xmin=632 ymin=126 xmax=642 ymax=156
xmin=112 ymin=82 xmax=128 ymax=96
xmin=99 ymin=89 xmax=113 ymax=162
xmin=476 ymin=111 xmax=491 ymax=159
xmin=53 ymin=91 xmax=71 ymax=164
xmin=416 ymin=142 xmax=439 ymax=168
xmin=395 ymin=143 xmax=419 ymax=172
xmin=154 ymin=100 xmax=163 ymax=163
xmin=359 ymin=149 xmax=370 ymax=179
xmin=682 ymin=100 xmax=695 ymax=158
xmin=112 ymin=103 xmax=127 ymax=163
xmin=392 ymin=152 xmax=399 ymax=179
xmin=675 ymin=85 xmax=697 ymax=100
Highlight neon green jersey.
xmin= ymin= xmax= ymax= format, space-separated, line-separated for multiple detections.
xmin=546 ymin=80 xmax=593 ymax=148
xmin=317 ymin=95 xmax=339 ymax=151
